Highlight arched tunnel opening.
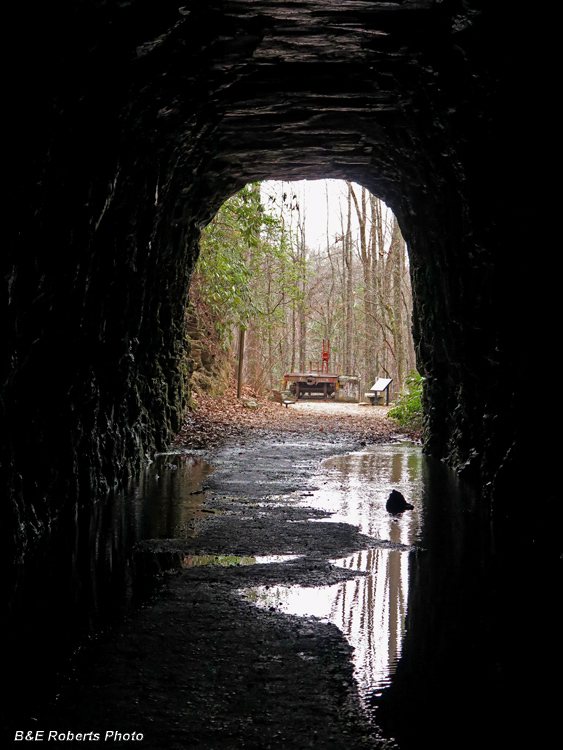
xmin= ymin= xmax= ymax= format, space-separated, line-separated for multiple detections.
xmin=2 ymin=3 xmax=558 ymax=748
xmin=192 ymin=178 xmax=417 ymax=403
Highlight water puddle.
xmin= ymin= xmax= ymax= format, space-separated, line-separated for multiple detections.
xmin=182 ymin=553 xmax=301 ymax=568
xmin=21 ymin=453 xmax=215 ymax=636
xmin=183 ymin=554 xmax=257 ymax=567
xmin=255 ymin=554 xmax=303 ymax=564
xmin=241 ymin=442 xmax=423 ymax=714
xmin=9 ymin=449 xmax=216 ymax=710
xmin=127 ymin=452 xmax=215 ymax=538
xmin=303 ymin=442 xmax=423 ymax=544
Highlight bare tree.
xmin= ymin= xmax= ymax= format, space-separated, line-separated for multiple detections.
xmin=194 ymin=179 xmax=416 ymax=398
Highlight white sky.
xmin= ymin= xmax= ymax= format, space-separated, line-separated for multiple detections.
xmin=262 ymin=179 xmax=393 ymax=254
xmin=262 ymin=179 xmax=355 ymax=252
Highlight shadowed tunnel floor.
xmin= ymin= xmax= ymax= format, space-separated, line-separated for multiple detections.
xmin=7 ymin=428 xmax=558 ymax=749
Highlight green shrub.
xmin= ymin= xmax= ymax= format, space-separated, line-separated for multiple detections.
xmin=388 ymin=371 xmax=424 ymax=431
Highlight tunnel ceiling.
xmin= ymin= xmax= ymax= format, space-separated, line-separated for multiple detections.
xmin=125 ymin=1 xmax=498 ymax=223
xmin=4 ymin=1 xmax=524 ymax=568
xmin=11 ymin=0 xmax=500 ymax=235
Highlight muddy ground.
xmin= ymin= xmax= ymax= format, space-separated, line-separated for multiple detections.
xmin=16 ymin=401 xmax=416 ymax=749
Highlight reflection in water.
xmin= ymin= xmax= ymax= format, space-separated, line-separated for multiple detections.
xmin=375 ymin=457 xmax=500 ymax=748
xmin=243 ymin=442 xmax=423 ymax=714
xmin=128 ymin=453 xmax=215 ymax=538
xmin=183 ymin=554 xmax=258 ymax=567
xmin=333 ymin=548 xmax=408 ymax=702
xmin=182 ymin=554 xmax=301 ymax=567
xmin=304 ymin=443 xmax=422 ymax=544
xmin=8 ymin=452 xmax=213 ymax=719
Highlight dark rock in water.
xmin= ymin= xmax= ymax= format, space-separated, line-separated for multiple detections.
xmin=386 ymin=490 xmax=414 ymax=513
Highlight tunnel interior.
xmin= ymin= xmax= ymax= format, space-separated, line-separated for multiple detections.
xmin=2 ymin=1 xmax=558 ymax=743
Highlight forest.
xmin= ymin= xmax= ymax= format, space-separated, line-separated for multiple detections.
xmin=187 ymin=180 xmax=417 ymax=403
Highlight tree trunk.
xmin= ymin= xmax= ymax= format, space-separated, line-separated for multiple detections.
xmin=390 ymin=215 xmax=406 ymax=393
xmin=343 ymin=185 xmax=353 ymax=374
xmin=298 ymin=215 xmax=307 ymax=371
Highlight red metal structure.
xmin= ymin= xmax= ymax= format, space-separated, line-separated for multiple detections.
xmin=282 ymin=340 xmax=340 ymax=399
xmin=321 ymin=339 xmax=330 ymax=373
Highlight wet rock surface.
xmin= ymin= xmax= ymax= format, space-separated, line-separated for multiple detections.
xmin=23 ymin=428 xmax=408 ymax=749
xmin=50 ymin=572 xmax=394 ymax=750
xmin=6 ymin=406 xmax=556 ymax=749
xmin=3 ymin=4 xmax=555 ymax=743
xmin=4 ymin=2 xmax=524 ymax=578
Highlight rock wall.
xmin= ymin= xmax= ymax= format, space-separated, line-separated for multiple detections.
xmin=185 ymin=305 xmax=232 ymax=396
xmin=2 ymin=3 xmax=548 ymax=576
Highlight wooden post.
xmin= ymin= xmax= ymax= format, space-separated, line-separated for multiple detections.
xmin=237 ymin=328 xmax=246 ymax=399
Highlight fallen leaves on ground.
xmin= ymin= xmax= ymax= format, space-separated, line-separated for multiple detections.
xmin=174 ymin=381 xmax=421 ymax=450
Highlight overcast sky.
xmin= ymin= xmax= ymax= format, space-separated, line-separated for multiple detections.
xmin=262 ymin=179 xmax=394 ymax=254
xmin=262 ymin=179 xmax=355 ymax=252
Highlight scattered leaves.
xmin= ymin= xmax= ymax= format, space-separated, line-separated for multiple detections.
xmin=175 ymin=381 xmax=421 ymax=450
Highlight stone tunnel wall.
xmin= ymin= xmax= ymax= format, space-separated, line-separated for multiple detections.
xmin=3 ymin=2 xmax=540 ymax=578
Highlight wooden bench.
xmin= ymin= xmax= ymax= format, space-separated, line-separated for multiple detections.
xmin=272 ymin=389 xmax=297 ymax=407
